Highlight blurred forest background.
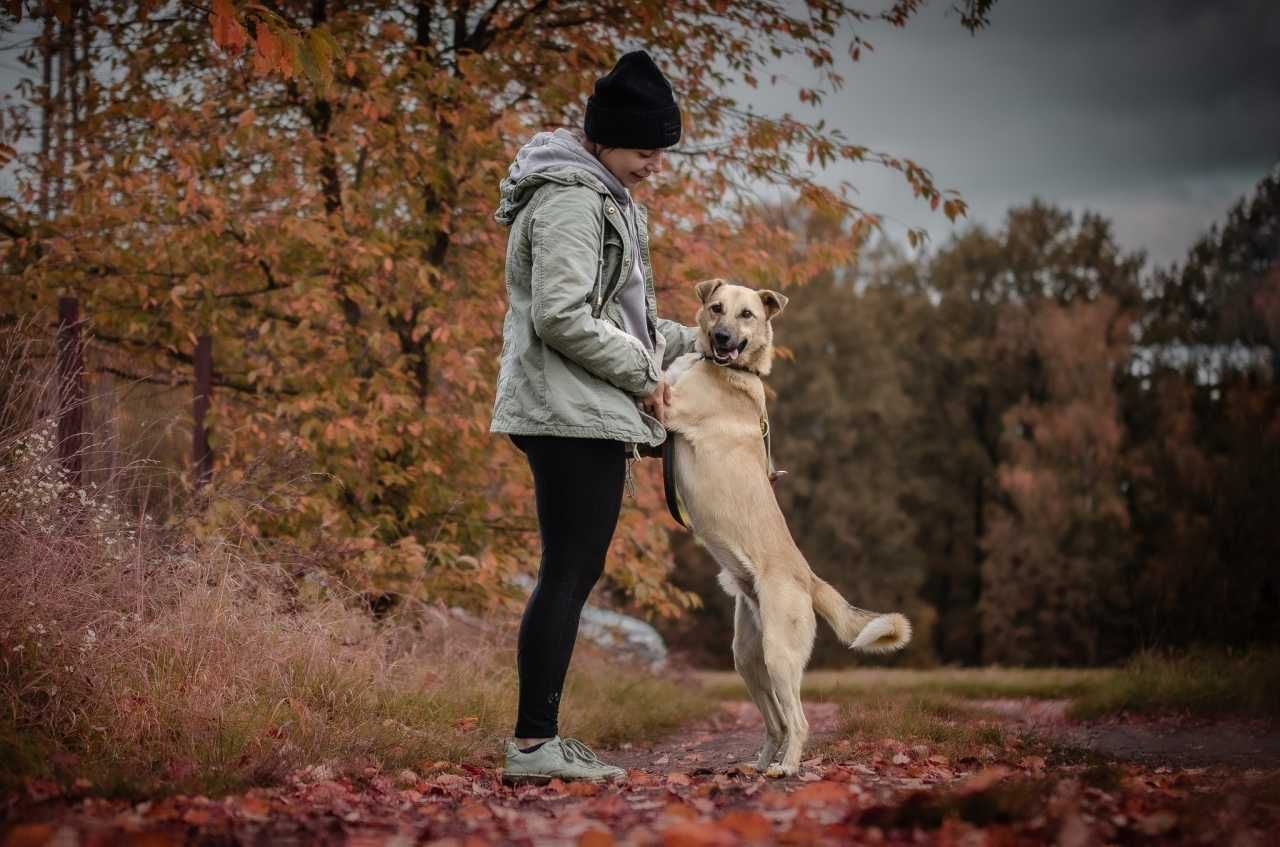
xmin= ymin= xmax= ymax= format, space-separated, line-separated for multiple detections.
xmin=1 ymin=0 xmax=1276 ymax=677
xmin=664 ymin=175 xmax=1280 ymax=668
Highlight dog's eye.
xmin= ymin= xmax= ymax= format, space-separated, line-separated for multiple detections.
xmin=740 ymin=310 xmax=754 ymax=320
xmin=710 ymin=302 xmax=723 ymax=314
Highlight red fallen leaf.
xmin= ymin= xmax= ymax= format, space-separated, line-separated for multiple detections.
xmin=1019 ymin=755 xmax=1046 ymax=772
xmin=666 ymin=771 xmax=692 ymax=787
xmin=627 ymin=770 xmax=656 ymax=787
xmin=579 ymin=830 xmax=615 ymax=847
xmin=140 ymin=798 xmax=177 ymax=820
xmin=660 ymin=819 xmax=737 ymax=847
xmin=690 ymin=797 xmax=718 ymax=815
xmin=789 ymin=781 xmax=852 ymax=807
xmin=586 ymin=794 xmax=630 ymax=818
xmin=237 ymin=795 xmax=271 ymax=819
xmin=566 ymin=781 xmax=600 ymax=797
xmin=182 ymin=807 xmax=213 ymax=826
xmin=951 ymin=766 xmax=1012 ymax=796
xmin=453 ymin=715 xmax=480 ymax=732
xmin=2 ymin=824 xmax=55 ymax=847
xmin=662 ymin=802 xmax=698 ymax=821
xmin=821 ymin=766 xmax=852 ymax=782
xmin=719 ymin=809 xmax=772 ymax=841
xmin=758 ymin=788 xmax=795 ymax=809
xmin=457 ymin=801 xmax=491 ymax=821
xmin=626 ymin=798 xmax=667 ymax=811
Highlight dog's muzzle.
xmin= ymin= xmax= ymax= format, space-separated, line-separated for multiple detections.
xmin=710 ymin=330 xmax=749 ymax=365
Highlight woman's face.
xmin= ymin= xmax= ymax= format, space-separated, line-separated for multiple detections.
xmin=596 ymin=147 xmax=664 ymax=189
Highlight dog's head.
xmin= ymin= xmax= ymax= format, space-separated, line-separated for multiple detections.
xmin=693 ymin=279 xmax=788 ymax=376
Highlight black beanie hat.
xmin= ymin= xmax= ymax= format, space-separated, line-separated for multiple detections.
xmin=585 ymin=50 xmax=682 ymax=150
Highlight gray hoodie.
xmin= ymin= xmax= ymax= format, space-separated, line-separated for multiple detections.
xmin=496 ymin=128 xmax=653 ymax=354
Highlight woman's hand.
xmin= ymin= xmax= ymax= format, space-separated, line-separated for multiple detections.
xmin=641 ymin=379 xmax=672 ymax=425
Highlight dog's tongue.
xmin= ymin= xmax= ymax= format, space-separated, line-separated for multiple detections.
xmin=728 ymin=348 xmax=739 ymax=360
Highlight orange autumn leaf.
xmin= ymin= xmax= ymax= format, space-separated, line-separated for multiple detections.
xmin=209 ymin=0 xmax=246 ymax=54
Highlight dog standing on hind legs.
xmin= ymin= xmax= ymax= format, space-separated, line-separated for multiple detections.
xmin=662 ymin=278 xmax=913 ymax=778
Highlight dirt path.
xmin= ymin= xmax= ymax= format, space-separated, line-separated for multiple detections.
xmin=972 ymin=698 xmax=1280 ymax=769
xmin=604 ymin=700 xmax=845 ymax=775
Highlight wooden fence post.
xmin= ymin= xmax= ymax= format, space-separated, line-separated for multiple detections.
xmin=56 ymin=295 xmax=85 ymax=488
xmin=193 ymin=334 xmax=213 ymax=489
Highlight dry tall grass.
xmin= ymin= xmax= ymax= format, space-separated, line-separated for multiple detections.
xmin=0 ymin=321 xmax=714 ymax=797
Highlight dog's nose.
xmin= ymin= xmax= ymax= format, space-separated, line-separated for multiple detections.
xmin=713 ymin=329 xmax=732 ymax=347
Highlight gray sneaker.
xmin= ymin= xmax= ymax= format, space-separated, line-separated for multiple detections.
xmin=501 ymin=736 xmax=627 ymax=786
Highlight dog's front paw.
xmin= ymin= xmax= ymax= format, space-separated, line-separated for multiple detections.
xmin=765 ymin=763 xmax=795 ymax=779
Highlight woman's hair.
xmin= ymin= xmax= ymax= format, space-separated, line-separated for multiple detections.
xmin=568 ymin=126 xmax=614 ymax=159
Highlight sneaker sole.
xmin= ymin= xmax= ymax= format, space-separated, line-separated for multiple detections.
xmin=500 ymin=771 xmax=625 ymax=787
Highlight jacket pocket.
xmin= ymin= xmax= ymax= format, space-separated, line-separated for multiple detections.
xmin=543 ymin=348 xmax=605 ymax=427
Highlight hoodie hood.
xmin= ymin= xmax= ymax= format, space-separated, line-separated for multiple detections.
xmin=494 ymin=128 xmax=631 ymax=227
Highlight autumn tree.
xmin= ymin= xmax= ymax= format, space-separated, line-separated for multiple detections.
xmin=882 ymin=201 xmax=1143 ymax=663
xmin=979 ymin=296 xmax=1134 ymax=665
xmin=1121 ymin=169 xmax=1280 ymax=650
xmin=0 ymin=2 xmax=978 ymax=616
xmin=1142 ymin=167 xmax=1280 ymax=350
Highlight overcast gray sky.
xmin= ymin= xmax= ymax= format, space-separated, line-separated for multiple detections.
xmin=721 ymin=0 xmax=1280 ymax=270
xmin=3 ymin=1 xmax=1277 ymax=271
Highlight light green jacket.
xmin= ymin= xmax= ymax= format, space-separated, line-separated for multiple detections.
xmin=490 ymin=166 xmax=698 ymax=447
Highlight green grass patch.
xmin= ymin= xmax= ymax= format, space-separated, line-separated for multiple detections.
xmin=701 ymin=649 xmax=1280 ymax=723
xmin=697 ymin=667 xmax=1108 ymax=704
xmin=831 ymin=691 xmax=1011 ymax=758
xmin=1068 ymin=648 xmax=1280 ymax=720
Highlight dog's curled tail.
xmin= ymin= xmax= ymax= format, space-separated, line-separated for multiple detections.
xmin=810 ymin=577 xmax=912 ymax=653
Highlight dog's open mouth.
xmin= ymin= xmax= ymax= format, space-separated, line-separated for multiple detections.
xmin=711 ymin=338 xmax=749 ymax=365
xmin=711 ymin=337 xmax=747 ymax=365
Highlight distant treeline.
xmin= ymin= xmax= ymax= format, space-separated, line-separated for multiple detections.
xmin=660 ymin=169 xmax=1280 ymax=667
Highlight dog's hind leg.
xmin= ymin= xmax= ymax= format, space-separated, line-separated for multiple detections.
xmin=731 ymin=592 xmax=787 ymax=770
xmin=759 ymin=580 xmax=817 ymax=778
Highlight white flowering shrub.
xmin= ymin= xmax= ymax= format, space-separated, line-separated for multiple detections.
xmin=0 ymin=416 xmax=136 ymax=557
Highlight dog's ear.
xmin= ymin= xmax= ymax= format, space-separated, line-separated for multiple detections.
xmin=695 ymin=278 xmax=726 ymax=303
xmin=758 ymin=289 xmax=789 ymax=320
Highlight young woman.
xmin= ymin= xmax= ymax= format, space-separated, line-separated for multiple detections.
xmin=490 ymin=50 xmax=698 ymax=784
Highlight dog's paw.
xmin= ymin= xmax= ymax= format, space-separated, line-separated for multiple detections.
xmin=765 ymin=764 xmax=794 ymax=779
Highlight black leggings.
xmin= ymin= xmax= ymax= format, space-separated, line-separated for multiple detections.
xmin=510 ymin=433 xmax=626 ymax=738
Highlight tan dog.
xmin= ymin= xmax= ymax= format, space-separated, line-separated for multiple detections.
xmin=663 ymin=279 xmax=912 ymax=777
